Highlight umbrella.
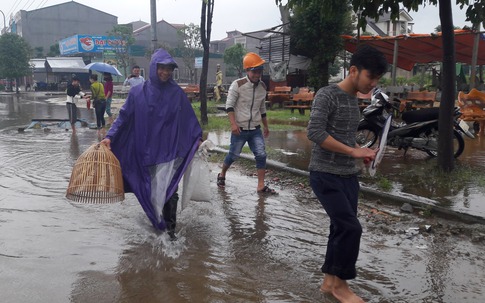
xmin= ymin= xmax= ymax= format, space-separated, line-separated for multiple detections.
xmin=84 ymin=62 xmax=123 ymax=76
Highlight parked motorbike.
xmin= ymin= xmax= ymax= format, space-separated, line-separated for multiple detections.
xmin=356 ymin=89 xmax=474 ymax=158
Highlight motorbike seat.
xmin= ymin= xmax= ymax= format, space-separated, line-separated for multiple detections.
xmin=402 ymin=107 xmax=439 ymax=124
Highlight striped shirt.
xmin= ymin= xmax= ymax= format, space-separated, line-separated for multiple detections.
xmin=307 ymin=84 xmax=361 ymax=175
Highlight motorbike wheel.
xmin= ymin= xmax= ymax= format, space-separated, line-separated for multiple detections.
xmin=356 ymin=125 xmax=379 ymax=148
xmin=425 ymin=129 xmax=465 ymax=158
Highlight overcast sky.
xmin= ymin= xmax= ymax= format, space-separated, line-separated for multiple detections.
xmin=0 ymin=0 xmax=473 ymax=40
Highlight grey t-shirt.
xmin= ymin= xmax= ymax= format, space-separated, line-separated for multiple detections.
xmin=307 ymin=84 xmax=361 ymax=175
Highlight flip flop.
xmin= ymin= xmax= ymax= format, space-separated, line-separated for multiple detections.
xmin=217 ymin=173 xmax=225 ymax=188
xmin=257 ymin=185 xmax=278 ymax=195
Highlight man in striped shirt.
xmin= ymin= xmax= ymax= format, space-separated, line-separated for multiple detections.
xmin=307 ymin=44 xmax=388 ymax=303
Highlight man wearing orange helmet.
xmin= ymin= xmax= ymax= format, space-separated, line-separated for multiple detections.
xmin=216 ymin=52 xmax=277 ymax=194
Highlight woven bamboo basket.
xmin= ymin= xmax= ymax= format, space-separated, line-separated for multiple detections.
xmin=66 ymin=143 xmax=125 ymax=203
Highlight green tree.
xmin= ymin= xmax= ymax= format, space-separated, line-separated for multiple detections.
xmin=434 ymin=24 xmax=461 ymax=33
xmin=107 ymin=24 xmax=136 ymax=77
xmin=223 ymin=43 xmax=246 ymax=78
xmin=46 ymin=43 xmax=60 ymax=57
xmin=177 ymin=23 xmax=203 ymax=83
xmin=199 ymin=0 xmax=215 ymax=125
xmin=33 ymin=46 xmax=44 ymax=58
xmin=289 ymin=0 xmax=354 ymax=88
xmin=350 ymin=0 xmax=483 ymax=172
xmin=0 ymin=33 xmax=32 ymax=93
xmin=279 ymin=0 xmax=485 ymax=171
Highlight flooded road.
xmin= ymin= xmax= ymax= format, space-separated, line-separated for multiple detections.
xmin=1 ymin=93 xmax=485 ymax=303
xmin=209 ymin=126 xmax=485 ymax=220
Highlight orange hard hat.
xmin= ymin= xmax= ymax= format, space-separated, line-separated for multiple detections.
xmin=243 ymin=52 xmax=265 ymax=70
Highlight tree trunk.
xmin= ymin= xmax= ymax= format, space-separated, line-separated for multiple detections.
xmin=437 ymin=0 xmax=456 ymax=172
xmin=322 ymin=62 xmax=329 ymax=88
xmin=313 ymin=61 xmax=329 ymax=89
xmin=199 ymin=0 xmax=214 ymax=126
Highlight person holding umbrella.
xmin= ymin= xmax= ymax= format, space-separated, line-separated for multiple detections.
xmin=85 ymin=62 xmax=123 ymax=77
xmin=86 ymin=74 xmax=106 ymax=134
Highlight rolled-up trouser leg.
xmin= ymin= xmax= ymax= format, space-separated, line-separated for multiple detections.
xmin=310 ymin=171 xmax=361 ymax=280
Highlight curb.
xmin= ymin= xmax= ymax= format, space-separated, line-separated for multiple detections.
xmin=211 ymin=146 xmax=485 ymax=225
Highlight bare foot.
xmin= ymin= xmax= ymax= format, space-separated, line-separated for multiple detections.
xmin=331 ymin=278 xmax=366 ymax=303
xmin=320 ymin=274 xmax=334 ymax=293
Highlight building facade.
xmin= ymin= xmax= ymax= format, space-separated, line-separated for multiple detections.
xmin=363 ymin=9 xmax=414 ymax=36
xmin=3 ymin=1 xmax=263 ymax=90
xmin=8 ymin=1 xmax=117 ymax=56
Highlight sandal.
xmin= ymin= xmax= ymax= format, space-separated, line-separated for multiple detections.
xmin=217 ymin=173 xmax=225 ymax=188
xmin=257 ymin=185 xmax=278 ymax=195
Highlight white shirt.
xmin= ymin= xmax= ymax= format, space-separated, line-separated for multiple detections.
xmin=123 ymin=76 xmax=145 ymax=87
xmin=66 ymin=91 xmax=85 ymax=104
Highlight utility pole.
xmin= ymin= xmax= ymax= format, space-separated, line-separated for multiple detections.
xmin=470 ymin=23 xmax=480 ymax=89
xmin=150 ymin=0 xmax=157 ymax=53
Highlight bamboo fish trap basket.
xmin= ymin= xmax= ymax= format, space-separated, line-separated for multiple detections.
xmin=66 ymin=143 xmax=125 ymax=203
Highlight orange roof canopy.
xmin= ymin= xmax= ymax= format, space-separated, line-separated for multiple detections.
xmin=342 ymin=30 xmax=485 ymax=71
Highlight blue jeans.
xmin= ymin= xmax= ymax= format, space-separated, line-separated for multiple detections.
xmin=310 ymin=171 xmax=361 ymax=280
xmin=224 ymin=128 xmax=266 ymax=169
xmin=105 ymin=97 xmax=113 ymax=117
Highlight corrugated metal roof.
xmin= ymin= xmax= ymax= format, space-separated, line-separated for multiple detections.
xmin=45 ymin=57 xmax=88 ymax=73
xmin=241 ymin=23 xmax=290 ymax=63
xmin=30 ymin=59 xmax=45 ymax=70
xmin=259 ymin=34 xmax=290 ymax=63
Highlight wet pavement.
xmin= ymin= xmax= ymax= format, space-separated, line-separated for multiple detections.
xmin=1 ymin=92 xmax=485 ymax=302
xmin=208 ymin=126 xmax=485 ymax=221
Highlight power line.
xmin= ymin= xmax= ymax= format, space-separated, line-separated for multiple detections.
xmin=36 ymin=0 xmax=50 ymax=10
xmin=7 ymin=0 xmax=26 ymax=17
xmin=23 ymin=0 xmax=39 ymax=11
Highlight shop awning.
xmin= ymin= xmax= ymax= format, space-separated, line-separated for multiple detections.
xmin=45 ymin=57 xmax=89 ymax=73
xmin=342 ymin=30 xmax=485 ymax=71
xmin=30 ymin=59 xmax=46 ymax=71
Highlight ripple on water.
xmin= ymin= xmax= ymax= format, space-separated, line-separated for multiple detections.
xmin=0 ymin=128 xmax=96 ymax=197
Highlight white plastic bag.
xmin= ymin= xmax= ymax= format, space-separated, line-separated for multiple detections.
xmin=181 ymin=140 xmax=214 ymax=210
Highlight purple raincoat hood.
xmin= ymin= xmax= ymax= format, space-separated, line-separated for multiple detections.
xmin=106 ymin=48 xmax=202 ymax=230
xmin=149 ymin=48 xmax=178 ymax=85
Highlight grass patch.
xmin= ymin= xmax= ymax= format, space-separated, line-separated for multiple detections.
xmin=191 ymin=100 xmax=310 ymax=132
xmin=376 ymin=176 xmax=393 ymax=192
xmin=420 ymin=205 xmax=433 ymax=218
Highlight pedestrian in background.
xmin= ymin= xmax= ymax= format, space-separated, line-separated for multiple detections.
xmin=103 ymin=72 xmax=114 ymax=124
xmin=216 ymin=52 xmax=276 ymax=195
xmin=123 ymin=65 xmax=145 ymax=89
xmin=86 ymin=74 xmax=106 ymax=134
xmin=307 ymin=44 xmax=387 ymax=303
xmin=100 ymin=48 xmax=202 ymax=239
xmin=214 ymin=63 xmax=224 ymax=102
xmin=65 ymin=75 xmax=85 ymax=133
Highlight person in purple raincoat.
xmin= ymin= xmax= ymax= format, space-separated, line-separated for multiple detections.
xmin=100 ymin=48 xmax=202 ymax=239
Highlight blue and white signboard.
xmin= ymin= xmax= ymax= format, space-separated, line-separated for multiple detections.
xmin=195 ymin=57 xmax=203 ymax=69
xmin=59 ymin=35 xmax=126 ymax=55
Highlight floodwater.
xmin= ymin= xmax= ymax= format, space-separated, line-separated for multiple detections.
xmin=209 ymin=125 xmax=485 ymax=220
xmin=1 ymin=93 xmax=485 ymax=303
